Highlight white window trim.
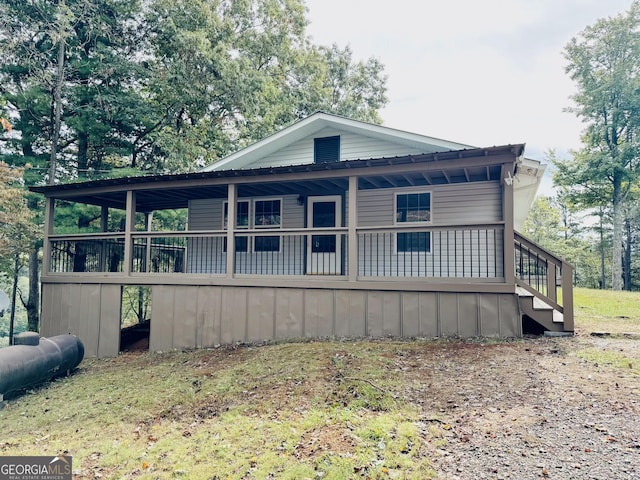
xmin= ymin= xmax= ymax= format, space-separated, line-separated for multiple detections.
xmin=252 ymin=197 xmax=283 ymax=253
xmin=223 ymin=200 xmax=250 ymax=253
xmin=394 ymin=191 xmax=432 ymax=255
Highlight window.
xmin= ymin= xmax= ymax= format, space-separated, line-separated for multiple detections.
xmin=254 ymin=199 xmax=281 ymax=227
xmin=314 ymin=136 xmax=340 ymax=163
xmin=254 ymin=199 xmax=281 ymax=252
xmin=223 ymin=201 xmax=249 ymax=229
xmin=397 ymin=231 xmax=431 ymax=253
xmin=395 ymin=192 xmax=431 ymax=253
xmin=223 ymin=200 xmax=249 ymax=252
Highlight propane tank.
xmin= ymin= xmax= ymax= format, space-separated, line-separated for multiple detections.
xmin=0 ymin=334 xmax=84 ymax=398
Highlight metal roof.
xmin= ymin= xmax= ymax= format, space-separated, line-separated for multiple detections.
xmin=29 ymin=144 xmax=524 ymax=212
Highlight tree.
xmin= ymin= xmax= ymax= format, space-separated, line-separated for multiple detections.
xmin=557 ymin=2 xmax=640 ymax=290
xmin=0 ymin=162 xmax=39 ymax=340
xmin=143 ymin=0 xmax=388 ymax=172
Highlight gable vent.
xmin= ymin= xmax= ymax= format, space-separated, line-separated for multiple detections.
xmin=314 ymin=136 xmax=340 ymax=163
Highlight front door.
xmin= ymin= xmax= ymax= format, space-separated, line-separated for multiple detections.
xmin=307 ymin=196 xmax=342 ymax=274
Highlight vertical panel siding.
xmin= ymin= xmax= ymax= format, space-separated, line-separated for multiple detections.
xmin=97 ymin=285 xmax=121 ymax=357
xmin=418 ymin=292 xmax=439 ymax=337
xmin=150 ymin=285 xmax=174 ymax=351
xmin=197 ymin=286 xmax=223 ymax=347
xmin=41 ymin=283 xmax=119 ymax=357
xmin=275 ymin=288 xmax=304 ymax=339
xmin=43 ymin=283 xmax=521 ymax=357
xmin=334 ymin=290 xmax=366 ymax=337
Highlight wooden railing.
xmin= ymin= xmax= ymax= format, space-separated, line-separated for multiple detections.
xmin=514 ymin=231 xmax=574 ymax=331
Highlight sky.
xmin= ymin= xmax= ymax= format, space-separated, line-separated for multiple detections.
xmin=305 ymin=0 xmax=634 ymax=168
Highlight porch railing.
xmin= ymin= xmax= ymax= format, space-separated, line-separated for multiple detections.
xmin=47 ymin=224 xmax=506 ymax=281
xmin=358 ymin=224 xmax=504 ymax=278
xmin=514 ymin=231 xmax=574 ymax=331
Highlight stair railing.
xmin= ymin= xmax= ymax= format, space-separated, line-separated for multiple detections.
xmin=514 ymin=231 xmax=574 ymax=331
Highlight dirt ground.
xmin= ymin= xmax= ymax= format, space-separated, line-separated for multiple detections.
xmin=396 ymin=333 xmax=640 ymax=479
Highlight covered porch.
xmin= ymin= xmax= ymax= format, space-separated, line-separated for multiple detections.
xmin=32 ymin=145 xmax=573 ymax=356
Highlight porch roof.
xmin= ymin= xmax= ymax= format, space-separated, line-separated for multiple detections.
xmin=29 ymin=144 xmax=524 ymax=213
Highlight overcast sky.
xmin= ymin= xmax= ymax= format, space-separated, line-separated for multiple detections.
xmin=305 ymin=0 xmax=634 ymax=165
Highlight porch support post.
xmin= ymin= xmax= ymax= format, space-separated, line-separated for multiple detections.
xmin=502 ymin=163 xmax=515 ymax=285
xmin=348 ymin=176 xmax=358 ymax=281
xmin=42 ymin=197 xmax=54 ymax=274
xmin=226 ymin=183 xmax=236 ymax=277
xmin=562 ymin=264 xmax=575 ymax=331
xmin=123 ymin=190 xmax=136 ymax=276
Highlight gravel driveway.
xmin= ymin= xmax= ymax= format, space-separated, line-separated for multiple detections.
xmin=399 ymin=335 xmax=640 ymax=479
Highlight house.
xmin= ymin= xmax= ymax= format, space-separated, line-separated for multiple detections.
xmin=30 ymin=112 xmax=573 ymax=357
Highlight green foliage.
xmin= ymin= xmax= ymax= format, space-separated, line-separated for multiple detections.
xmin=557 ymin=2 xmax=640 ymax=290
xmin=522 ymin=194 xmax=604 ymax=288
xmin=121 ymin=286 xmax=151 ymax=327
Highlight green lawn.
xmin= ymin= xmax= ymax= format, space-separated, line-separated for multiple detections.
xmin=573 ymin=287 xmax=640 ymax=334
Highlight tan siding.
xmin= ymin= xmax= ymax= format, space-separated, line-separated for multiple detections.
xmin=458 ymin=294 xmax=480 ymax=337
xmin=304 ymin=289 xmax=334 ymax=338
xmin=478 ymin=294 xmax=501 ymax=336
xmin=79 ymin=284 xmax=101 ymax=356
xmin=196 ymin=286 xmax=222 ymax=346
xmin=42 ymin=283 xmax=521 ymax=357
xmin=401 ymin=292 xmax=420 ymax=337
xmin=382 ymin=292 xmax=401 ymax=336
xmin=418 ymin=292 xmax=439 ymax=337
xmin=275 ymin=288 xmax=304 ymax=339
xmin=334 ymin=290 xmax=366 ymax=337
xmin=247 ymin=287 xmax=275 ymax=341
xmin=438 ymin=293 xmax=459 ymax=337
xmin=150 ymin=285 xmax=174 ymax=351
xmin=366 ymin=291 xmax=384 ymax=336
xmin=174 ymin=286 xmax=197 ymax=348
xmin=499 ymin=295 xmax=520 ymax=337
xmin=98 ymin=285 xmax=121 ymax=357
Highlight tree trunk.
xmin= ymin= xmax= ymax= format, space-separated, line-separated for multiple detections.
xmin=49 ymin=31 xmax=65 ymax=185
xmin=26 ymin=247 xmax=40 ymax=332
xmin=623 ymin=215 xmax=632 ymax=291
xmin=599 ymin=211 xmax=606 ymax=290
xmin=8 ymin=253 xmax=20 ymax=345
xmin=611 ymin=179 xmax=624 ymax=290
xmin=77 ymin=129 xmax=89 ymax=177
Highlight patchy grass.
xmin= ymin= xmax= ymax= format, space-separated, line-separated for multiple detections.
xmin=576 ymin=347 xmax=640 ymax=376
xmin=2 ymin=288 xmax=640 ymax=478
xmin=573 ymin=287 xmax=640 ymax=335
xmin=1 ymin=342 xmax=437 ymax=479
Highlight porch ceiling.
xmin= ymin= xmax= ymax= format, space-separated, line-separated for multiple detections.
xmin=30 ymin=145 xmax=521 ymax=212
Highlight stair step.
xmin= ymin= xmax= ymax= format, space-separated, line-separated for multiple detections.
xmin=532 ymin=297 xmax=553 ymax=311
xmin=553 ymin=310 xmax=564 ymax=323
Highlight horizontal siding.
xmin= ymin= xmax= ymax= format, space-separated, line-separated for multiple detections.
xmin=188 ymin=195 xmax=306 ymax=274
xmin=357 ymin=181 xmax=502 ymax=227
xmin=356 ymin=182 xmax=503 ymax=278
xmin=189 ymin=195 xmax=304 ymax=230
xmin=251 ymin=127 xmax=425 ymax=169
xmin=358 ymin=229 xmax=504 ymax=278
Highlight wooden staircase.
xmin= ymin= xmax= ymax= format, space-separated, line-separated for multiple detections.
xmin=514 ymin=232 xmax=574 ymax=334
